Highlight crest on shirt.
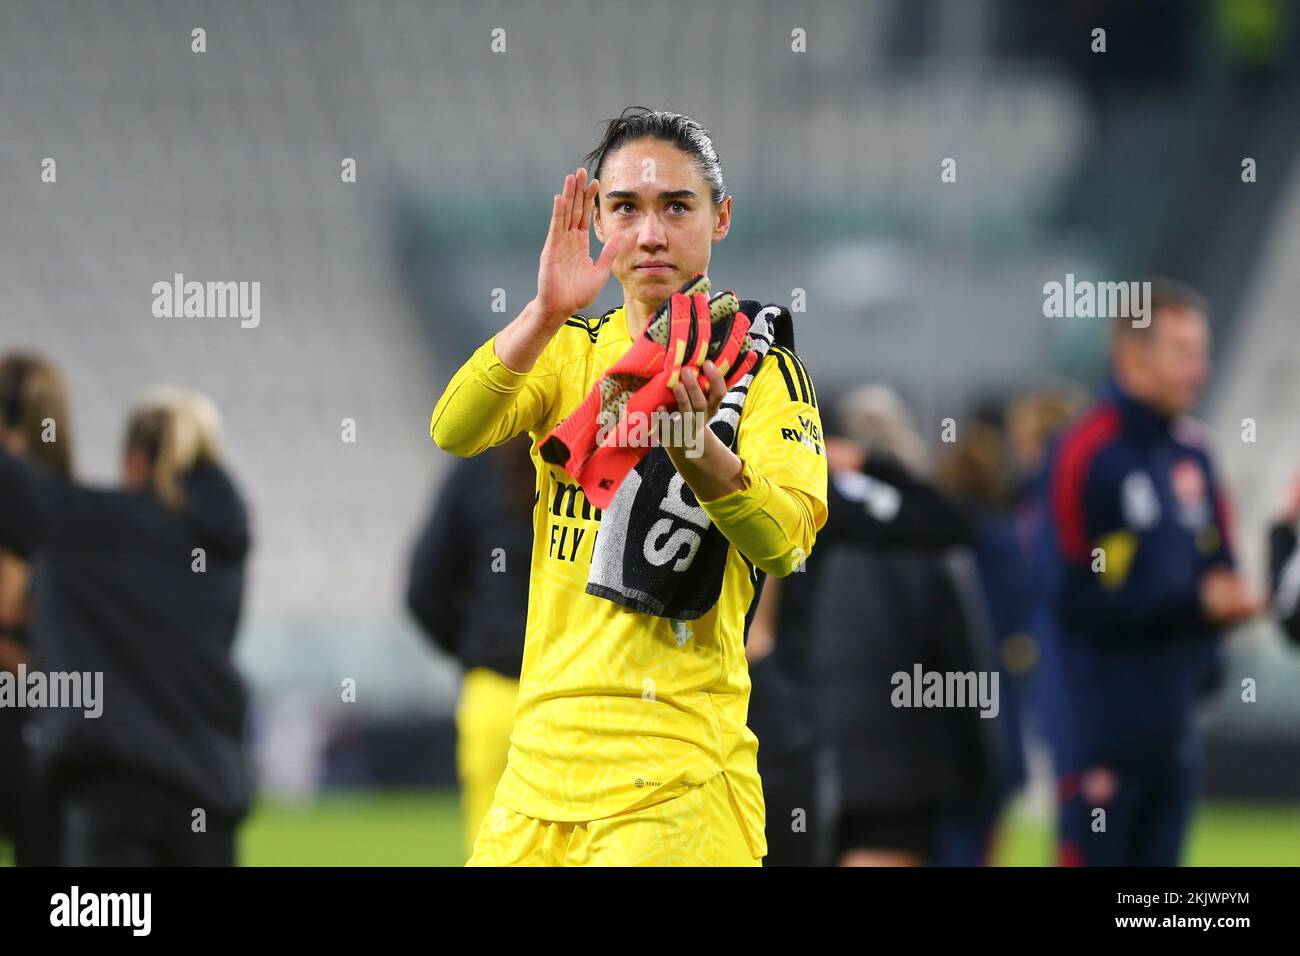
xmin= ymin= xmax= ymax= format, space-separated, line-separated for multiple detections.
xmin=1121 ymin=470 xmax=1161 ymax=529
xmin=1171 ymin=457 xmax=1209 ymax=528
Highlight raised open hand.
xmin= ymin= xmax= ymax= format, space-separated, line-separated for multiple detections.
xmin=535 ymin=167 xmax=626 ymax=323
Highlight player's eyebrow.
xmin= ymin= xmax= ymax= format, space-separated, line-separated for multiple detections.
xmin=604 ymin=189 xmax=698 ymax=202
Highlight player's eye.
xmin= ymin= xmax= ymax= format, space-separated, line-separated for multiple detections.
xmin=614 ymin=201 xmax=637 ymax=215
xmin=667 ymin=201 xmax=689 ymax=214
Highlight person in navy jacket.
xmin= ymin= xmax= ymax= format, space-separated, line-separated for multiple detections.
xmin=0 ymin=387 xmax=253 ymax=866
xmin=1268 ymin=473 xmax=1300 ymax=646
xmin=1045 ymin=279 xmax=1262 ymax=866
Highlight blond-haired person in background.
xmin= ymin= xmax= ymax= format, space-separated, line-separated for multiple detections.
xmin=0 ymin=384 xmax=254 ymax=865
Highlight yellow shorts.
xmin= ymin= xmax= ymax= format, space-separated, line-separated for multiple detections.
xmin=466 ymin=771 xmax=762 ymax=867
xmin=455 ymin=668 xmax=519 ymax=861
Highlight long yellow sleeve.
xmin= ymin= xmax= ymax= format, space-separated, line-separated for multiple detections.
xmin=700 ymin=456 xmax=826 ymax=577
xmin=695 ymin=344 xmax=828 ymax=577
xmin=429 ymin=334 xmax=557 ymax=457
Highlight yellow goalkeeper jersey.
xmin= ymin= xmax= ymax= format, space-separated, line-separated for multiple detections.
xmin=430 ymin=305 xmax=828 ymax=859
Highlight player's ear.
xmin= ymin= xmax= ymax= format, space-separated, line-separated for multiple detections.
xmin=593 ymin=204 xmax=606 ymax=244
xmin=712 ymin=195 xmax=732 ymax=243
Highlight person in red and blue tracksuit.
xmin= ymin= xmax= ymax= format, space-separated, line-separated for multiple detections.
xmin=1043 ymin=279 xmax=1263 ymax=866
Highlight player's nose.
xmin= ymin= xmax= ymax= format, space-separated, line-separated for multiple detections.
xmin=637 ymin=213 xmax=667 ymax=248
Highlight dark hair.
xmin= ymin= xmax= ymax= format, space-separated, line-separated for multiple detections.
xmin=0 ymin=353 xmax=73 ymax=477
xmin=583 ymin=107 xmax=726 ymax=206
xmin=1114 ymin=276 xmax=1209 ymax=340
xmin=934 ymin=420 xmax=1014 ymax=509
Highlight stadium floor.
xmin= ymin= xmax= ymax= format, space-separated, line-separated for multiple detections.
xmin=3 ymin=792 xmax=1296 ymax=866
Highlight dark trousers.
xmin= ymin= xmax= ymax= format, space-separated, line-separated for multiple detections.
xmin=760 ymin=764 xmax=822 ymax=866
xmin=0 ymin=709 xmax=22 ymax=845
xmin=749 ymin=657 xmax=822 ymax=866
xmin=1055 ymin=741 xmax=1198 ymax=867
xmin=59 ymin=771 xmax=238 ymax=867
xmin=0 ymin=711 xmax=61 ymax=866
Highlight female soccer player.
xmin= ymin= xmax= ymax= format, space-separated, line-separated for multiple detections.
xmin=0 ymin=385 xmax=253 ymax=865
xmin=431 ymin=108 xmax=828 ymax=866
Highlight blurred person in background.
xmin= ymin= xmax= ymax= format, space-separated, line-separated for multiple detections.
xmin=407 ymin=434 xmax=534 ymax=860
xmin=1007 ymin=384 xmax=1091 ymax=511
xmin=747 ymin=385 xmax=976 ymax=866
xmin=0 ymin=385 xmax=253 ymax=866
xmin=1268 ymin=471 xmax=1300 ymax=645
xmin=1006 ymin=385 xmax=1091 ymax=595
xmin=1004 ymin=385 xmax=1089 ymax=783
xmin=0 ymin=353 xmax=73 ymax=866
xmin=932 ymin=420 xmax=1034 ymax=865
xmin=807 ymin=385 xmax=998 ymax=866
xmin=1044 ymin=279 xmax=1263 ymax=866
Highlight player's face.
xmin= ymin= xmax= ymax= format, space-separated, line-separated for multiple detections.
xmin=592 ymin=138 xmax=730 ymax=307
xmin=1146 ymin=308 xmax=1210 ymax=415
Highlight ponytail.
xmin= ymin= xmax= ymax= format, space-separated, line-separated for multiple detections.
xmin=124 ymin=388 xmax=223 ymax=509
